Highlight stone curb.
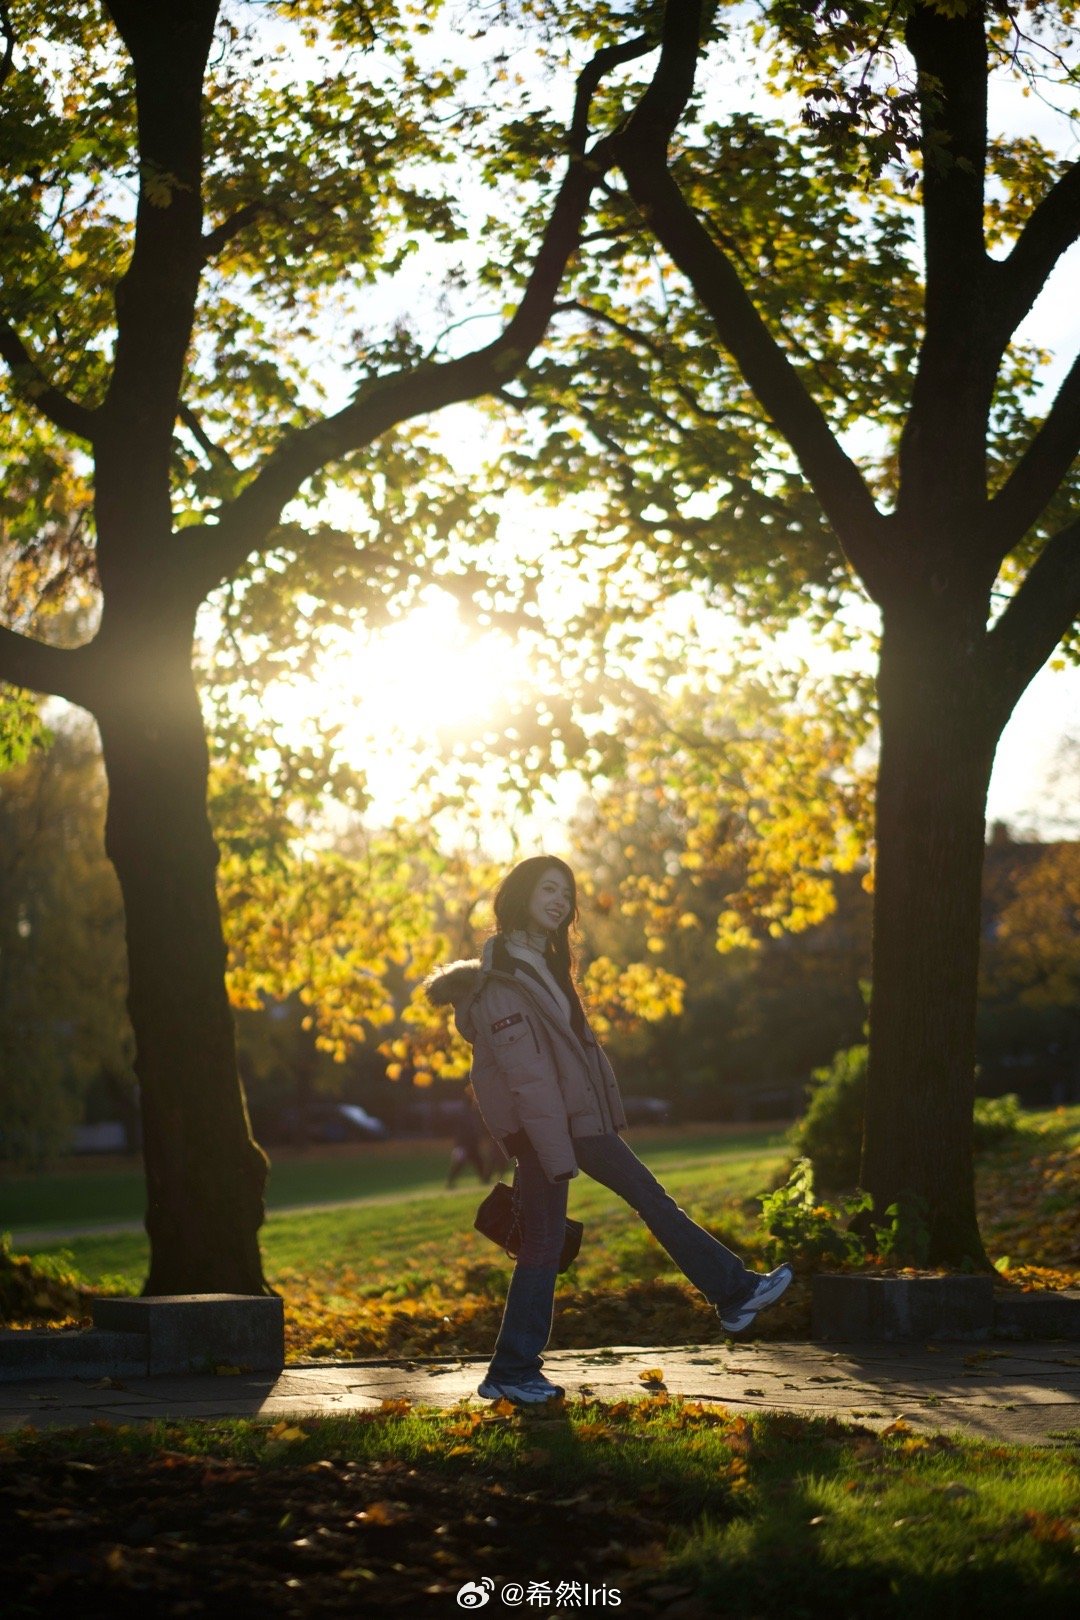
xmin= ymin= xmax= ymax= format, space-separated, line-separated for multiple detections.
xmin=1 ymin=1294 xmax=284 ymax=1382
xmin=811 ymin=1276 xmax=1080 ymax=1343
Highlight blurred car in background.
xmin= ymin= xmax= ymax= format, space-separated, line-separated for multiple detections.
xmin=258 ymin=1102 xmax=389 ymax=1145
xmin=621 ymin=1097 xmax=673 ymax=1127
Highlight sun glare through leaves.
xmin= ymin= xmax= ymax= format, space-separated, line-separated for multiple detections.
xmin=264 ymin=593 xmax=529 ymax=818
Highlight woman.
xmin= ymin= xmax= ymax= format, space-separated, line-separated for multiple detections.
xmin=425 ymin=855 xmax=793 ymax=1406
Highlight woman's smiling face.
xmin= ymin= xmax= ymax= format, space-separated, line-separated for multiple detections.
xmin=527 ymin=866 xmax=573 ymax=934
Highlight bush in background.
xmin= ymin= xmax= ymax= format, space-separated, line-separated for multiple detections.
xmin=790 ymin=1043 xmax=867 ymax=1191
xmin=792 ymin=1046 xmax=1026 ymax=1193
xmin=972 ymin=1092 xmax=1024 ymax=1147
xmin=0 ymin=1235 xmax=83 ymax=1323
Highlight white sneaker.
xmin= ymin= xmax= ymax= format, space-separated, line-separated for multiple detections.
xmin=477 ymin=1373 xmax=565 ymax=1404
xmin=718 ymin=1265 xmax=794 ymax=1333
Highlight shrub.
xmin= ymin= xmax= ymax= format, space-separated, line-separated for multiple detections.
xmin=757 ymin=1158 xmax=870 ymax=1269
xmin=793 ymin=1052 xmax=1026 ymax=1192
xmin=758 ymin=1160 xmax=931 ymax=1269
xmin=972 ymin=1092 xmax=1023 ymax=1147
xmin=0 ymin=1234 xmax=83 ymax=1322
xmin=790 ymin=1043 xmax=867 ymax=1192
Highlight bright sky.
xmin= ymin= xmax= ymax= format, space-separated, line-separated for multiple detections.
xmin=987 ymin=664 xmax=1079 ymax=838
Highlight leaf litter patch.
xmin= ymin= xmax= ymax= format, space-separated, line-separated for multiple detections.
xmin=2 ymin=1418 xmax=698 ymax=1617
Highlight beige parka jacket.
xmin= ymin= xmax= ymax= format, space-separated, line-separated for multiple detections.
xmin=425 ymin=936 xmax=627 ymax=1184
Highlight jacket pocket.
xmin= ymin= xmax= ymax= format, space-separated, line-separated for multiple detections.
xmin=491 ymin=1024 xmax=530 ymax=1052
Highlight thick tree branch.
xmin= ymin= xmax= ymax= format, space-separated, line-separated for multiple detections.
xmin=184 ymin=34 xmax=658 ymax=601
xmin=0 ymin=0 xmax=14 ymax=91
xmin=898 ymin=2 xmax=994 ymax=527
xmin=905 ymin=2 xmax=990 ymax=328
xmin=570 ymin=34 xmax=656 ymax=154
xmin=0 ymin=317 xmax=98 ymax=441
xmin=91 ymin=0 xmax=222 ymax=612
xmin=201 ymin=200 xmax=263 ymax=263
xmin=986 ymin=348 xmax=1080 ymax=554
xmin=0 ymin=626 xmax=99 ymax=708
xmin=996 ymin=159 xmax=1080 ymax=342
xmin=985 ymin=514 xmax=1080 ymax=725
xmin=618 ymin=0 xmax=701 ymax=152
xmin=99 ymin=1 xmax=219 ymax=449
xmin=178 ymin=402 xmax=238 ymax=472
xmin=613 ymin=3 xmax=886 ymax=595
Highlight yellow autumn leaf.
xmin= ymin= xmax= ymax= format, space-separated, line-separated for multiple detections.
xmin=355 ymin=1500 xmax=409 ymax=1526
xmin=266 ymin=1421 xmax=306 ymax=1443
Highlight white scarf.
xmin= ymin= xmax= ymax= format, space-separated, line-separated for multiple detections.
xmin=505 ymin=928 xmax=571 ymax=1023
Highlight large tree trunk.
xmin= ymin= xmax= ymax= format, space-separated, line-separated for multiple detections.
xmin=861 ymin=605 xmax=1002 ymax=1269
xmin=96 ymin=638 xmax=269 ymax=1295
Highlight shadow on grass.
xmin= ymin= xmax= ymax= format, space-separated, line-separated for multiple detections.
xmin=3 ymin=1402 xmax=1078 ymax=1618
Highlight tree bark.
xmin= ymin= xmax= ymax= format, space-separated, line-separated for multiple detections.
xmin=96 ymin=635 xmax=269 ymax=1295
xmin=861 ymin=603 xmax=1001 ymax=1268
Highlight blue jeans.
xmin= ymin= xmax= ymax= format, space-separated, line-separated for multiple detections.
xmin=486 ymin=1132 xmax=755 ymax=1383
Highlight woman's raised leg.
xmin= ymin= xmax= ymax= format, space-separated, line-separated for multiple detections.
xmin=573 ymin=1131 xmax=755 ymax=1312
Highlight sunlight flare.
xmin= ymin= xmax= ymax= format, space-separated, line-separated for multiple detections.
xmin=339 ymin=597 xmax=505 ymax=746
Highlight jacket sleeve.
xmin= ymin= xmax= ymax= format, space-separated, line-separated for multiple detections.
xmin=478 ymin=980 xmax=578 ymax=1184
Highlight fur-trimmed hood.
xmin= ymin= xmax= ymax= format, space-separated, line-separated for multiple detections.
xmin=423 ymin=958 xmax=482 ymax=1009
xmin=424 ymin=958 xmax=483 ymax=1044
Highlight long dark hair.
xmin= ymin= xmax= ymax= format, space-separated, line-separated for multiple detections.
xmin=492 ymin=856 xmax=587 ymax=1037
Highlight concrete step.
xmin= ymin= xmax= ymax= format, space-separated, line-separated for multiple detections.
xmin=812 ymin=1274 xmax=1080 ymax=1342
xmin=0 ymin=1328 xmax=149 ymax=1382
xmin=0 ymin=1294 xmax=284 ymax=1381
xmin=994 ymin=1288 xmax=1080 ymax=1339
xmin=93 ymin=1294 xmax=284 ymax=1375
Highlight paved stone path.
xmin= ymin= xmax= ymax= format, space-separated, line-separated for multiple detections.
xmin=2 ymin=1341 xmax=1078 ymax=1445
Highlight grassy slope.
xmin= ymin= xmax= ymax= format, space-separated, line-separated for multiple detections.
xmin=8 ymin=1112 xmax=1079 ymax=1359
xmin=9 ymin=1129 xmax=787 ymax=1356
xmin=0 ymin=1125 xmax=780 ymax=1231
xmin=9 ymin=1127 xmax=779 ymax=1268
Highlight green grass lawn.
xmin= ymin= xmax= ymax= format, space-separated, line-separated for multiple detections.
xmin=9 ymin=1127 xmax=789 ymax=1357
xmin=0 ymin=1139 xmax=456 ymax=1231
xmin=9 ymin=1111 xmax=1079 ymax=1361
xmin=4 ymin=1403 xmax=1078 ymax=1617
xmin=9 ymin=1125 xmax=784 ymax=1279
